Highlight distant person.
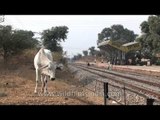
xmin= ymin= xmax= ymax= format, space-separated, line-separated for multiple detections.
xmin=107 ymin=61 xmax=111 ymax=70
xmin=128 ymin=59 xmax=132 ymax=65
xmin=86 ymin=61 xmax=90 ymax=66
xmin=101 ymin=59 xmax=104 ymax=63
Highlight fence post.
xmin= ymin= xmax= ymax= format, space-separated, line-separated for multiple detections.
xmin=123 ymin=85 xmax=126 ymax=105
xmin=104 ymin=82 xmax=108 ymax=105
xmin=147 ymin=98 xmax=154 ymax=105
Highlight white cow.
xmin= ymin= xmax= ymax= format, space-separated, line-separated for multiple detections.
xmin=34 ymin=48 xmax=62 ymax=94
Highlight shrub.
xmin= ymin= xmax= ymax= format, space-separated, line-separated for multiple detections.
xmin=52 ymin=52 xmax=68 ymax=66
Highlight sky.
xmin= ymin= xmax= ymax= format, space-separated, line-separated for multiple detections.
xmin=0 ymin=15 xmax=150 ymax=58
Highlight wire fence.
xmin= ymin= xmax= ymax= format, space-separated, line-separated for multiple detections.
xmin=82 ymin=77 xmax=160 ymax=105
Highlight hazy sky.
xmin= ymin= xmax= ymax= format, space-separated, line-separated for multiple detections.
xmin=1 ymin=15 xmax=149 ymax=58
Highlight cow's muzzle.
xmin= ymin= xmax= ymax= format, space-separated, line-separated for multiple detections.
xmin=51 ymin=78 xmax=55 ymax=81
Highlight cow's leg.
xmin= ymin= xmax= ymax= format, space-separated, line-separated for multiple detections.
xmin=44 ymin=76 xmax=48 ymax=94
xmin=34 ymin=69 xmax=40 ymax=93
xmin=41 ymin=74 xmax=45 ymax=93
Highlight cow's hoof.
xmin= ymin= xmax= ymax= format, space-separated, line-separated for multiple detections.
xmin=44 ymin=91 xmax=48 ymax=94
xmin=34 ymin=91 xmax=38 ymax=94
xmin=51 ymin=78 xmax=55 ymax=81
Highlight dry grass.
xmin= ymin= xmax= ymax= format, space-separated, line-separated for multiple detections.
xmin=0 ymin=49 xmax=106 ymax=105
xmin=0 ymin=64 xmax=90 ymax=105
xmin=0 ymin=64 xmax=106 ymax=105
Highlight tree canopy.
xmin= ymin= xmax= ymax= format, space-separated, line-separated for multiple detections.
xmin=136 ymin=15 xmax=160 ymax=60
xmin=97 ymin=24 xmax=138 ymax=64
xmin=41 ymin=26 xmax=69 ymax=52
xmin=0 ymin=25 xmax=38 ymax=62
xmin=98 ymin=24 xmax=137 ymax=44
xmin=82 ymin=50 xmax=88 ymax=56
xmin=88 ymin=46 xmax=96 ymax=56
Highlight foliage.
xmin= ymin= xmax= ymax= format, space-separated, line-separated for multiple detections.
xmin=136 ymin=15 xmax=160 ymax=63
xmin=72 ymin=53 xmax=82 ymax=61
xmin=82 ymin=50 xmax=88 ymax=56
xmin=97 ymin=24 xmax=137 ymax=64
xmin=88 ymin=46 xmax=96 ymax=56
xmin=98 ymin=24 xmax=137 ymax=43
xmin=41 ymin=26 xmax=69 ymax=52
xmin=0 ymin=25 xmax=38 ymax=62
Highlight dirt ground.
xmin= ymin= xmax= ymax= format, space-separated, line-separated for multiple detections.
xmin=0 ymin=62 xmax=105 ymax=105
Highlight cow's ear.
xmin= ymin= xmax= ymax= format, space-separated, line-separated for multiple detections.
xmin=46 ymin=65 xmax=49 ymax=68
xmin=48 ymin=65 xmax=51 ymax=69
xmin=56 ymin=66 xmax=62 ymax=70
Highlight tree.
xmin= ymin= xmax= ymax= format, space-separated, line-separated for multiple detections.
xmin=72 ymin=53 xmax=82 ymax=61
xmin=98 ymin=24 xmax=137 ymax=64
xmin=0 ymin=25 xmax=39 ymax=63
xmin=98 ymin=33 xmax=104 ymax=42
xmin=77 ymin=53 xmax=82 ymax=59
xmin=98 ymin=25 xmax=137 ymax=43
xmin=111 ymin=25 xmax=137 ymax=42
xmin=0 ymin=25 xmax=12 ymax=62
xmin=12 ymin=30 xmax=39 ymax=50
xmin=101 ymin=28 xmax=112 ymax=40
xmin=41 ymin=26 xmax=69 ymax=52
xmin=136 ymin=15 xmax=160 ymax=62
xmin=140 ymin=21 xmax=149 ymax=33
xmin=88 ymin=46 xmax=96 ymax=56
xmin=82 ymin=50 xmax=88 ymax=56
xmin=148 ymin=15 xmax=160 ymax=35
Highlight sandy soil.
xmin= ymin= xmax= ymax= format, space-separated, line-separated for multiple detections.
xmin=0 ymin=63 xmax=105 ymax=105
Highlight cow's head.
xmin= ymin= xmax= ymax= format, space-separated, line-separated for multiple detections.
xmin=47 ymin=62 xmax=57 ymax=81
xmin=40 ymin=62 xmax=57 ymax=81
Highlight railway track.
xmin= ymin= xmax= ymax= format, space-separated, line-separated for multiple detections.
xmin=70 ymin=63 xmax=160 ymax=101
xmin=75 ymin=63 xmax=160 ymax=87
